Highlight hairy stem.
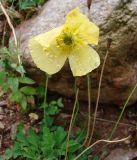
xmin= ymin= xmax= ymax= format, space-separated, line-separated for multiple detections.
xmin=43 ymin=74 xmax=49 ymax=122
xmin=74 ymin=135 xmax=131 ymax=160
xmin=109 ymin=82 xmax=137 ymax=140
xmin=83 ymin=74 xmax=91 ymax=146
xmin=72 ymin=79 xmax=80 ymax=126
xmin=65 ymin=87 xmax=79 ymax=160
xmin=88 ymin=38 xmax=112 ymax=146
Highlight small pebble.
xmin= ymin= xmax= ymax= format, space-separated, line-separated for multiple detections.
xmin=0 ymin=115 xmax=3 ymax=120
xmin=0 ymin=107 xmax=4 ymax=114
xmin=0 ymin=122 xmax=4 ymax=130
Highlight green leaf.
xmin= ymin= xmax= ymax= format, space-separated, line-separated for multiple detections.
xmin=0 ymin=71 xmax=6 ymax=85
xmin=46 ymin=105 xmax=58 ymax=115
xmin=36 ymin=86 xmax=45 ymax=97
xmin=54 ymin=127 xmax=67 ymax=145
xmin=0 ymin=47 xmax=10 ymax=55
xmin=44 ymin=116 xmax=54 ymax=127
xmin=10 ymin=63 xmax=17 ymax=69
xmin=76 ymin=129 xmax=86 ymax=143
xmin=19 ymin=0 xmax=37 ymax=10
xmin=27 ymin=128 xmax=39 ymax=147
xmin=20 ymin=95 xmax=27 ymax=110
xmin=10 ymin=63 xmax=26 ymax=74
xmin=20 ymin=86 xmax=36 ymax=95
xmin=41 ymin=127 xmax=55 ymax=152
xmin=18 ymin=77 xmax=35 ymax=84
xmin=93 ymin=156 xmax=101 ymax=160
xmin=26 ymin=95 xmax=35 ymax=107
xmin=0 ymin=148 xmax=13 ymax=160
xmin=8 ymin=77 xmax=19 ymax=92
xmin=16 ymin=131 xmax=28 ymax=145
xmin=16 ymin=65 xmax=26 ymax=74
xmin=57 ymin=98 xmax=64 ymax=108
xmin=69 ymin=140 xmax=81 ymax=153
xmin=10 ymin=90 xmax=23 ymax=103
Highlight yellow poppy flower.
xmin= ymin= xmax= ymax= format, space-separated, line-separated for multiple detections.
xmin=28 ymin=8 xmax=100 ymax=76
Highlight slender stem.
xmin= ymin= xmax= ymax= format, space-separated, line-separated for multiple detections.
xmin=0 ymin=1 xmax=23 ymax=76
xmin=83 ymin=74 xmax=91 ymax=146
xmin=43 ymin=74 xmax=49 ymax=121
xmin=65 ymin=87 xmax=79 ymax=160
xmin=109 ymin=82 xmax=137 ymax=140
xmin=72 ymin=78 xmax=80 ymax=126
xmin=88 ymin=39 xmax=112 ymax=146
xmin=74 ymin=135 xmax=131 ymax=160
xmin=87 ymin=0 xmax=93 ymax=10
xmin=0 ymin=2 xmax=17 ymax=47
xmin=2 ymin=21 xmax=6 ymax=46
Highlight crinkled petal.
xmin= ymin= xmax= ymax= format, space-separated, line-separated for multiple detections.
xmin=33 ymin=26 xmax=63 ymax=47
xmin=69 ymin=44 xmax=100 ymax=76
xmin=28 ymin=38 xmax=68 ymax=75
xmin=65 ymin=8 xmax=99 ymax=45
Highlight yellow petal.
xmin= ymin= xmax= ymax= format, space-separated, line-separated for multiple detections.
xmin=34 ymin=26 xmax=63 ymax=47
xmin=28 ymin=38 xmax=68 ymax=75
xmin=69 ymin=44 xmax=100 ymax=76
xmin=65 ymin=8 xmax=99 ymax=45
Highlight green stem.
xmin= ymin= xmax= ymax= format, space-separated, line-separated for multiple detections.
xmin=83 ymin=74 xmax=91 ymax=146
xmin=43 ymin=74 xmax=49 ymax=121
xmin=109 ymin=82 xmax=137 ymax=140
xmin=88 ymin=39 xmax=112 ymax=146
xmin=65 ymin=87 xmax=79 ymax=160
xmin=72 ymin=78 xmax=80 ymax=126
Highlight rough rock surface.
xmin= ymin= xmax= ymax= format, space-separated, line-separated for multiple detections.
xmin=104 ymin=148 xmax=137 ymax=160
xmin=11 ymin=0 xmax=137 ymax=105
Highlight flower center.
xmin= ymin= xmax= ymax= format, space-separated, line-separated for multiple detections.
xmin=56 ymin=30 xmax=75 ymax=52
xmin=63 ymin=35 xmax=73 ymax=45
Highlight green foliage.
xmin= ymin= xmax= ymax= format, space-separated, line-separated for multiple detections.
xmin=93 ymin=156 xmax=101 ymax=160
xmin=0 ymin=46 xmax=36 ymax=111
xmin=19 ymin=0 xmax=45 ymax=10
xmin=8 ymin=0 xmax=46 ymax=10
xmin=0 ymin=46 xmax=90 ymax=160
xmin=41 ymin=98 xmax=64 ymax=127
xmin=1 ymin=100 xmax=88 ymax=160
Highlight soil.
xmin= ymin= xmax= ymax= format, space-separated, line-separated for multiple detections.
xmin=0 ymin=93 xmax=137 ymax=159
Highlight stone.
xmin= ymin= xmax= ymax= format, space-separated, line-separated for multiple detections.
xmin=11 ymin=123 xmax=17 ymax=140
xmin=10 ymin=0 xmax=137 ymax=105
xmin=0 ymin=107 xmax=4 ymax=114
xmin=0 ymin=21 xmax=4 ymax=33
xmin=104 ymin=148 xmax=137 ymax=160
xmin=0 ymin=122 xmax=4 ymax=130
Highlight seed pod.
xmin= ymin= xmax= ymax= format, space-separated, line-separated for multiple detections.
xmin=87 ymin=0 xmax=93 ymax=10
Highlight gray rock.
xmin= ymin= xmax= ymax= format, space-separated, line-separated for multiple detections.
xmin=10 ymin=0 xmax=137 ymax=105
xmin=105 ymin=148 xmax=137 ymax=160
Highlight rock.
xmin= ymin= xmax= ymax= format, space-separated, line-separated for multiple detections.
xmin=11 ymin=123 xmax=17 ymax=140
xmin=104 ymin=148 xmax=137 ymax=160
xmin=0 ymin=107 xmax=4 ymax=114
xmin=0 ymin=115 xmax=3 ymax=120
xmin=0 ymin=122 xmax=4 ymax=130
xmin=10 ymin=0 xmax=137 ymax=105
xmin=0 ymin=21 xmax=4 ymax=33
